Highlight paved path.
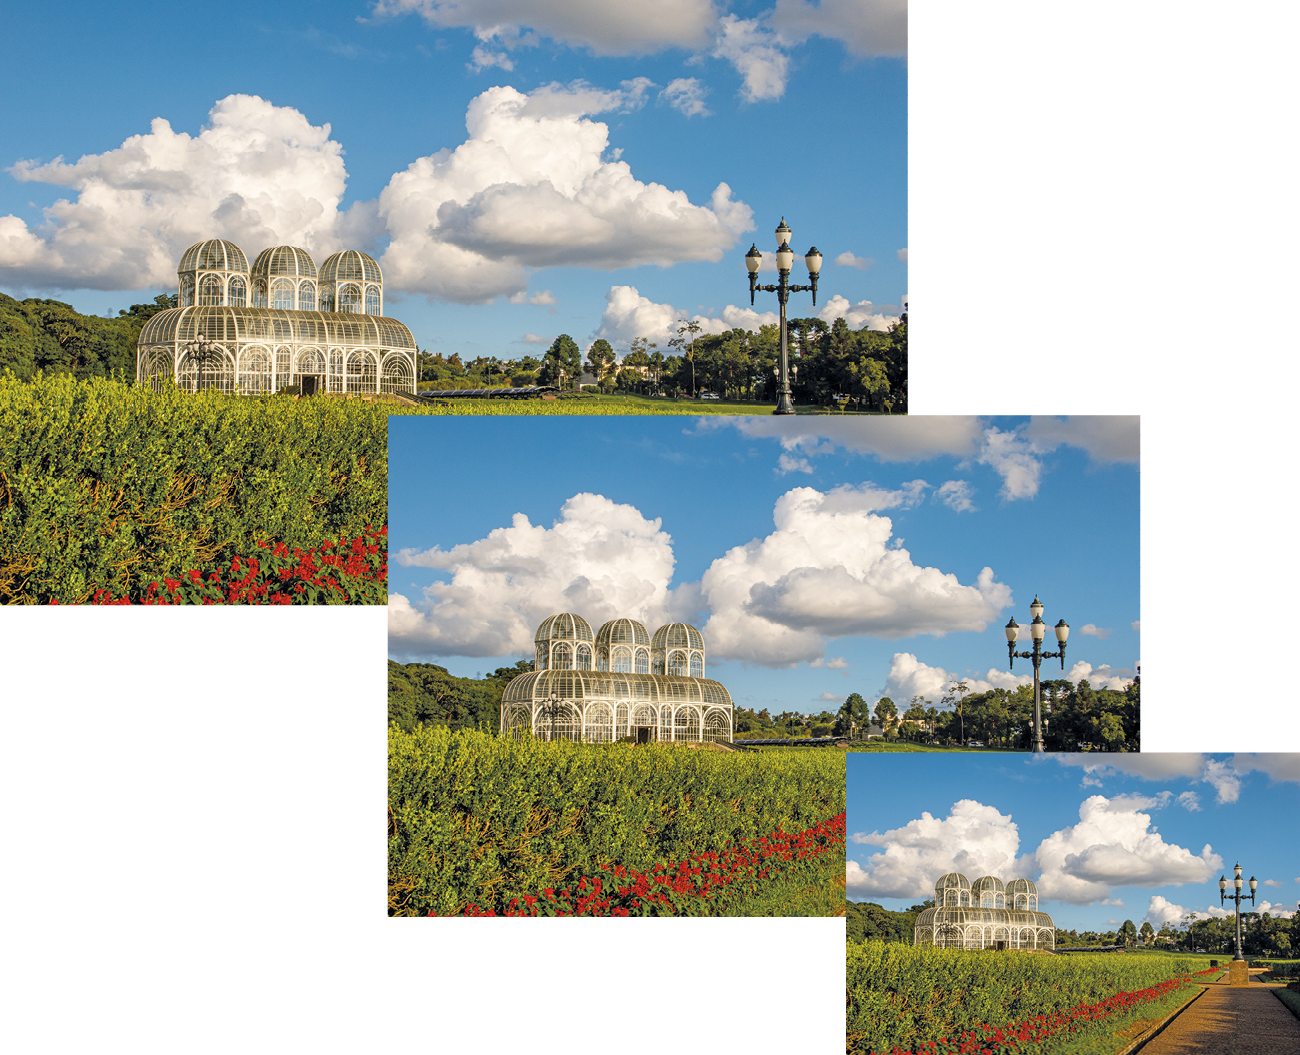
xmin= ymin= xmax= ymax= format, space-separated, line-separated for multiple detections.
xmin=1140 ymin=974 xmax=1300 ymax=1055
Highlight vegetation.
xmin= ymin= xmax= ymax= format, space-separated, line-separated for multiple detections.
xmin=733 ymin=704 xmax=838 ymax=739
xmin=1150 ymin=908 xmax=1300 ymax=958
xmin=388 ymin=726 xmax=845 ymax=916
xmin=847 ymin=900 xmax=932 ymax=943
xmin=1 ymin=373 xmax=387 ymax=603
xmin=846 ymin=942 xmax=1213 ymax=1055
xmin=0 ymin=292 xmax=175 ymax=381
xmin=835 ymin=676 xmax=1141 ymax=753
xmin=387 ymin=659 xmax=531 ymax=733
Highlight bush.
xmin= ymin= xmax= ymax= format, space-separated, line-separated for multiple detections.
xmin=0 ymin=373 xmax=388 ymax=603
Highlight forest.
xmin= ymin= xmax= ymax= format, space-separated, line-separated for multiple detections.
xmin=0 ymin=292 xmax=176 ymax=380
xmin=416 ymin=314 xmax=907 ymax=410
xmin=834 ymin=674 xmax=1141 ymax=752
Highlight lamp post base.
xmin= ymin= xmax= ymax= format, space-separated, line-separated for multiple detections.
xmin=1227 ymin=960 xmax=1250 ymax=986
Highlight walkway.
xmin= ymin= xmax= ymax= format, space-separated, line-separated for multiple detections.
xmin=1140 ymin=973 xmax=1300 ymax=1055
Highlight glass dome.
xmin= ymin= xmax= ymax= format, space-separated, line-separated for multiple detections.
xmin=596 ymin=618 xmax=650 ymax=647
xmin=251 ymin=246 xmax=318 ymax=279
xmin=651 ymin=623 xmax=704 ymax=651
xmin=971 ymin=875 xmax=1006 ymax=908
xmin=534 ymin=613 xmax=595 ymax=645
xmin=178 ymin=239 xmax=249 ymax=275
xmin=915 ymin=873 xmax=1055 ymax=950
xmin=319 ymin=250 xmax=382 ymax=284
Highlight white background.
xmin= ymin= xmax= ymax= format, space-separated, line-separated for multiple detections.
xmin=7 ymin=2 xmax=1299 ymax=1052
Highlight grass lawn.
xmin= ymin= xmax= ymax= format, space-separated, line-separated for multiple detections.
xmin=400 ymin=392 xmax=898 ymax=415
xmin=844 ymin=742 xmax=993 ymax=753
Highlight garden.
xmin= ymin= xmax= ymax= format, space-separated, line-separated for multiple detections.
xmin=388 ymin=726 xmax=845 ymax=917
xmin=846 ymin=942 xmax=1221 ymax=1055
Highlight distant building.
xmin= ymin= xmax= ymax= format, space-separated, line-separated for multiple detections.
xmin=499 ymin=613 xmax=734 ymax=743
xmin=913 ymin=872 xmax=1056 ymax=950
xmin=136 ymin=239 xmax=416 ymax=395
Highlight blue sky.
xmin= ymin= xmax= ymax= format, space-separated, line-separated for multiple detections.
xmin=0 ymin=1 xmax=905 ymax=361
xmin=388 ymin=414 xmax=1138 ymax=716
xmin=846 ymin=752 xmax=1300 ymax=933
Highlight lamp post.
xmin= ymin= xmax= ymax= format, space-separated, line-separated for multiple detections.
xmin=182 ymin=331 xmax=220 ymax=393
xmin=538 ymin=691 xmax=567 ymax=743
xmin=745 ymin=218 xmax=822 ymax=415
xmin=1005 ymin=595 xmax=1069 ymax=754
xmin=1219 ymin=862 xmax=1257 ymax=962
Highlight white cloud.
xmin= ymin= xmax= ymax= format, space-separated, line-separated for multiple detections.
xmin=379 ymin=84 xmax=753 ymax=301
xmin=833 ymin=251 xmax=873 ymax=270
xmin=771 ymin=0 xmax=908 ymax=57
xmin=712 ymin=15 xmax=790 ymax=101
xmin=1025 ymin=416 xmax=1140 ymax=464
xmin=518 ymin=332 xmax=552 ymax=344
xmin=935 ymin=480 xmax=976 ymax=513
xmin=1079 ymin=624 xmax=1112 ymax=639
xmin=881 ymin=653 xmax=1032 ymax=704
xmin=817 ymin=293 xmax=898 ymax=331
xmin=978 ymin=426 xmax=1042 ymax=500
xmin=1028 ymin=794 xmax=1222 ymax=904
xmin=1146 ymin=896 xmax=1187 ymax=927
xmin=1132 ymin=621 xmax=1141 ymax=632
xmin=1 ymin=95 xmax=352 ymax=291
xmin=371 ymin=0 xmax=718 ymax=55
xmin=1177 ymin=791 xmax=1201 ymax=811
xmin=508 ymin=288 xmax=557 ymax=305
xmin=594 ymin=284 xmax=776 ymax=347
xmin=810 ymin=656 xmax=848 ymax=669
xmin=1201 ymin=759 xmax=1242 ymax=803
xmin=1228 ymin=753 xmax=1300 ymax=785
xmin=1062 ymin=661 xmax=1137 ymax=691
xmin=698 ymin=485 xmax=1012 ymax=664
xmin=847 ymin=799 xmax=1021 ymax=899
xmin=711 ymin=416 xmax=986 ymax=463
xmin=468 ymin=46 xmax=514 ymax=72
xmin=897 ymin=247 xmax=908 ymax=262
xmin=661 ymin=78 xmax=711 ymax=117
xmin=389 ymin=493 xmax=686 ymax=658
xmin=1263 ymin=879 xmax=1282 ymax=887
xmin=776 ymin=454 xmax=814 ymax=475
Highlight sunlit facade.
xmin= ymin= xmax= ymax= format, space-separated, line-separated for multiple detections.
xmin=499 ymin=613 xmax=733 ymax=743
xmin=913 ymin=873 xmax=1056 ymax=950
xmin=136 ymin=239 xmax=416 ymax=395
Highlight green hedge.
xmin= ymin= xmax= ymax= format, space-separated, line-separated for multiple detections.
xmin=0 ymin=373 xmax=388 ymax=603
xmin=388 ymin=726 xmax=845 ymax=916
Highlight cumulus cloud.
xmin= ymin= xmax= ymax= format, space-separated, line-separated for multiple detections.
xmin=1079 ymin=624 xmax=1112 ymax=639
xmin=776 ymin=454 xmax=814 ymax=475
xmin=697 ymin=485 xmax=1012 ymax=664
xmin=771 ymin=0 xmax=908 ymax=57
xmin=508 ymin=288 xmax=556 ymax=305
xmin=380 ymin=84 xmax=753 ymax=301
xmin=1263 ymin=879 xmax=1282 ymax=887
xmin=817 ymin=294 xmax=898 ymax=331
xmin=879 ymin=654 xmax=1134 ymax=706
xmin=389 ymin=493 xmax=688 ymax=658
xmin=847 ymin=799 xmax=1021 ymax=899
xmin=661 ymin=78 xmax=711 ymax=117
xmin=468 ymin=46 xmax=514 ymax=71
xmin=712 ymin=14 xmax=790 ymax=101
xmin=1028 ymin=795 xmax=1222 ymax=903
xmin=1132 ymin=621 xmax=1141 ymax=632
xmin=935 ymin=480 xmax=976 ymax=513
xmin=517 ymin=332 xmax=552 ymax=344
xmin=978 ymin=426 xmax=1042 ymax=500
xmin=1177 ymin=791 xmax=1201 ymax=811
xmin=833 ymin=251 xmax=873 ymax=270
xmin=594 ymin=284 xmax=776 ymax=347
xmin=1228 ymin=753 xmax=1300 ymax=785
xmin=1201 ymin=760 xmax=1242 ymax=804
xmin=810 ymin=656 xmax=848 ymax=669
xmin=1 ymin=95 xmax=353 ymax=291
xmin=897 ymin=247 xmax=908 ymax=262
xmin=1025 ymin=416 xmax=1140 ymax=464
xmin=1145 ymin=895 xmax=1188 ymax=928
xmin=371 ymin=0 xmax=718 ymax=55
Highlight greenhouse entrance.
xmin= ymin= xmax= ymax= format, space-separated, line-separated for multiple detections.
xmin=301 ymin=375 xmax=321 ymax=396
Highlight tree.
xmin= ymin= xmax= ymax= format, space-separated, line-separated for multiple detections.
xmin=873 ymin=696 xmax=898 ymax=737
xmin=1139 ymin=921 xmax=1155 ymax=944
xmin=541 ymin=334 xmax=582 ymax=389
xmin=942 ymin=681 xmax=973 ymax=744
xmin=1119 ymin=920 xmax=1138 ymax=946
xmin=669 ymin=319 xmax=703 ymax=395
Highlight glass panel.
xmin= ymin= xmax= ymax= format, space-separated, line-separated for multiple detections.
xmin=197 ymin=274 xmax=225 ymax=306
xmin=227 ymin=276 xmax=247 ymax=307
xmin=180 ymin=274 xmax=195 ymax=306
xmin=365 ymin=284 xmax=381 ymax=314
xmin=272 ymin=278 xmax=296 ymax=310
xmin=338 ymin=283 xmax=362 ymax=313
xmin=635 ymin=648 xmax=649 ymax=674
xmin=298 ymin=282 xmax=316 ymax=311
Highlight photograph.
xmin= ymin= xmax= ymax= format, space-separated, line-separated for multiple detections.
xmin=846 ymin=752 xmax=1300 ymax=1055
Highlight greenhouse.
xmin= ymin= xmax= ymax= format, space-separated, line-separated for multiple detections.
xmin=913 ymin=873 xmax=1056 ymax=950
xmin=136 ymin=239 xmax=416 ymax=395
xmin=500 ymin=613 xmax=733 ymax=743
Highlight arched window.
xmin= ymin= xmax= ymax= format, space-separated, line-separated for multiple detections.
xmin=275 ymin=346 xmax=292 ymax=391
xmin=596 ymin=647 xmax=608 ymax=672
xmin=319 ymin=286 xmax=334 ymax=312
xmin=667 ymin=650 xmax=687 ymax=676
xmin=252 ymin=278 xmax=268 ymax=308
xmin=651 ymin=653 xmax=665 ymax=675
xmin=585 ymin=703 xmax=614 ymax=743
xmin=675 ymin=707 xmax=700 ymax=741
xmin=328 ymin=348 xmax=344 ymax=392
xmin=704 ymin=711 xmax=729 ymax=742
xmin=238 ymin=346 xmax=271 ymax=394
xmin=612 ymin=646 xmax=632 ymax=673
xmin=380 ymin=355 xmax=413 ymax=395
xmin=298 ymin=282 xmax=316 ymax=311
xmin=635 ymin=648 xmax=649 ymax=674
xmin=346 ymin=350 xmax=378 ymax=394
xmin=272 ymin=278 xmax=296 ymax=310
xmin=338 ymin=283 xmax=362 ymax=313
xmin=180 ymin=274 xmax=195 ymax=306
xmin=198 ymin=274 xmax=225 ymax=306
xmin=552 ymin=643 xmax=573 ymax=670
xmin=660 ymin=706 xmax=673 ymax=741
xmin=576 ymin=645 xmax=592 ymax=671
xmin=296 ymin=347 xmax=325 ymax=388
xmin=689 ymin=653 xmax=703 ymax=678
xmin=227 ymin=276 xmax=247 ymax=307
xmin=365 ymin=284 xmax=381 ymax=314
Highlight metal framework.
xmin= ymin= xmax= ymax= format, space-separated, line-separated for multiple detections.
xmin=503 ymin=613 xmax=732 ymax=743
xmin=914 ymin=873 xmax=1056 ymax=951
xmin=140 ymin=239 xmax=416 ymax=395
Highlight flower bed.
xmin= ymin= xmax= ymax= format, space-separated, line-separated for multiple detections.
xmin=441 ymin=812 xmax=846 ymax=917
xmin=869 ymin=967 xmax=1220 ymax=1055
xmin=51 ymin=526 xmax=387 ymax=605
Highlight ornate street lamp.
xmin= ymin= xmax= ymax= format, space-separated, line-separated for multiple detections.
xmin=745 ymin=218 xmax=822 ymax=415
xmin=1219 ymin=862 xmax=1257 ymax=962
xmin=538 ymin=691 xmax=567 ymax=743
xmin=182 ymin=331 xmax=222 ymax=393
xmin=1005 ymin=595 xmax=1069 ymax=754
